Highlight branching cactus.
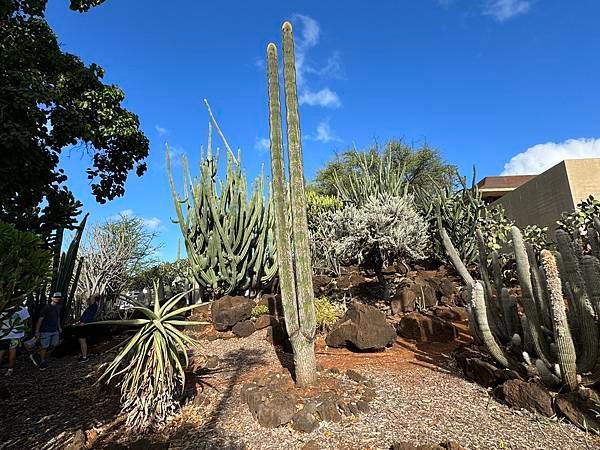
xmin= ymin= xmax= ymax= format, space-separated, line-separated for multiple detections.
xmin=266 ymin=22 xmax=317 ymax=386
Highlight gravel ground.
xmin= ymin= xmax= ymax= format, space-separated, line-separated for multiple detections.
xmin=160 ymin=330 xmax=600 ymax=450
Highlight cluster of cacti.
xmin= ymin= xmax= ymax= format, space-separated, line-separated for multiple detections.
xmin=305 ymin=190 xmax=343 ymax=227
xmin=267 ymin=21 xmax=318 ymax=386
xmin=167 ymin=135 xmax=277 ymax=300
xmin=443 ymin=217 xmax=600 ymax=391
xmin=50 ymin=213 xmax=88 ymax=326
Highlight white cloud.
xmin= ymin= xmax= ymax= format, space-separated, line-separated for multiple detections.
xmin=290 ymin=14 xmax=342 ymax=109
xmin=110 ymin=210 xmax=164 ymax=231
xmin=298 ymin=88 xmax=341 ymax=108
xmin=142 ymin=217 xmax=163 ymax=231
xmin=254 ymin=137 xmax=270 ymax=153
xmin=483 ymin=0 xmax=531 ymax=22
xmin=306 ymin=119 xmax=342 ymax=144
xmin=155 ymin=125 xmax=169 ymax=136
xmin=501 ymin=138 xmax=600 ymax=175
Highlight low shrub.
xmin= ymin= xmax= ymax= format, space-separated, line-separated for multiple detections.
xmin=314 ymin=297 xmax=344 ymax=332
xmin=251 ymin=304 xmax=269 ymax=318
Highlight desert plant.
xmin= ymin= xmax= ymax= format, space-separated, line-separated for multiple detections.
xmin=442 ymin=221 xmax=600 ymax=392
xmin=167 ymin=115 xmax=276 ymax=300
xmin=314 ymin=297 xmax=344 ymax=332
xmin=0 ymin=222 xmax=51 ymax=337
xmin=305 ymin=190 xmax=343 ymax=228
xmin=333 ymin=150 xmax=408 ymax=206
xmin=558 ymin=195 xmax=600 ymax=236
xmin=49 ymin=214 xmax=88 ymax=326
xmin=251 ymin=304 xmax=269 ymax=318
xmin=267 ymin=21 xmax=318 ymax=386
xmin=98 ymin=282 xmax=205 ymax=431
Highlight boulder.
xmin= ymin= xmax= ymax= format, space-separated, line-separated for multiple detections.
xmin=495 ymin=379 xmax=554 ymax=417
xmin=556 ymin=391 xmax=600 ymax=431
xmin=432 ymin=306 xmax=469 ymax=322
xmin=254 ymin=314 xmax=273 ymax=330
xmin=232 ymin=320 xmax=255 ymax=338
xmin=211 ymin=296 xmax=255 ymax=331
xmin=397 ymin=313 xmax=457 ymax=343
xmin=391 ymin=288 xmax=417 ymax=313
xmin=292 ymin=409 xmax=320 ymax=433
xmin=316 ymin=399 xmax=342 ymax=422
xmin=244 ymin=384 xmax=296 ymax=428
xmin=326 ymin=301 xmax=396 ymax=351
xmin=411 ymin=280 xmax=438 ymax=307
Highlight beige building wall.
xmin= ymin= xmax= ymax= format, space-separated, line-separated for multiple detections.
xmin=493 ymin=158 xmax=600 ymax=231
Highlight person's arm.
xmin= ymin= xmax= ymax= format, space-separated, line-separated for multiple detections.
xmin=35 ymin=316 xmax=43 ymax=338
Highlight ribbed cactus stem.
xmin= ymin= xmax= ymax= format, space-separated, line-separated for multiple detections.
xmin=587 ymin=226 xmax=600 ymax=259
xmin=439 ymin=225 xmax=474 ymax=285
xmin=469 ymin=281 xmax=511 ymax=368
xmin=500 ymin=288 xmax=520 ymax=338
xmin=526 ymin=243 xmax=551 ymax=331
xmin=511 ymin=226 xmax=552 ymax=366
xmin=580 ymin=255 xmax=600 ymax=385
xmin=555 ymin=229 xmax=597 ymax=372
xmin=266 ymin=23 xmax=317 ymax=386
xmin=540 ymin=250 xmax=578 ymax=391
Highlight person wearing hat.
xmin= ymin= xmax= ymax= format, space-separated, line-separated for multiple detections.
xmin=30 ymin=292 xmax=63 ymax=370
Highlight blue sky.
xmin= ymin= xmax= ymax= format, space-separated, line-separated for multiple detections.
xmin=47 ymin=0 xmax=600 ymax=260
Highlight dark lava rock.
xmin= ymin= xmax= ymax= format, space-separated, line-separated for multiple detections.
xmin=397 ymin=312 xmax=457 ymax=343
xmin=432 ymin=306 xmax=469 ymax=322
xmin=301 ymin=440 xmax=321 ymax=450
xmin=292 ymin=409 xmax=320 ymax=433
xmin=355 ymin=400 xmax=370 ymax=413
xmin=495 ymin=379 xmax=554 ymax=417
xmin=316 ymin=399 xmax=342 ymax=422
xmin=326 ymin=301 xmax=396 ymax=351
xmin=212 ymin=296 xmax=255 ymax=331
xmin=361 ymin=388 xmax=377 ymax=402
xmin=556 ymin=391 xmax=600 ymax=431
xmin=205 ymin=355 xmax=220 ymax=369
xmin=254 ymin=314 xmax=273 ymax=330
xmin=232 ymin=319 xmax=255 ymax=338
xmin=244 ymin=384 xmax=296 ymax=428
xmin=411 ymin=280 xmax=438 ymax=307
xmin=392 ymin=288 xmax=417 ymax=313
xmin=346 ymin=369 xmax=367 ymax=383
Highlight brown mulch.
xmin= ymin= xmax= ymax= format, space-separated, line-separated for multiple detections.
xmin=2 ymin=327 xmax=600 ymax=450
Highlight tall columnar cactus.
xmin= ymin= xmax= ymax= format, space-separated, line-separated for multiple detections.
xmin=555 ymin=229 xmax=598 ymax=372
xmin=266 ymin=22 xmax=318 ymax=386
xmin=540 ymin=250 xmax=578 ymax=391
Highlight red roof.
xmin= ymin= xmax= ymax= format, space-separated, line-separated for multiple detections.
xmin=477 ymin=175 xmax=536 ymax=191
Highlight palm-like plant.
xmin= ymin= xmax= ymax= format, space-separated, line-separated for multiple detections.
xmin=97 ymin=281 xmax=207 ymax=431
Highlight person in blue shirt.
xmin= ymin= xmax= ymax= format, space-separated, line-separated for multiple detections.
xmin=74 ymin=296 xmax=98 ymax=362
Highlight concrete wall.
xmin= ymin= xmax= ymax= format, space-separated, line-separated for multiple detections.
xmin=494 ymin=161 xmax=574 ymax=230
xmin=565 ymin=158 xmax=600 ymax=205
xmin=493 ymin=158 xmax=600 ymax=231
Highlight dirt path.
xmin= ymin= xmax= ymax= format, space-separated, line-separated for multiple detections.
xmin=1 ymin=328 xmax=599 ymax=450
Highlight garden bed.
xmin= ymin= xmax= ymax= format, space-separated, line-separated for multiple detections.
xmin=2 ymin=325 xmax=598 ymax=450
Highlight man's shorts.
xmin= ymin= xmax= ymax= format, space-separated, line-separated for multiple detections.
xmin=0 ymin=339 xmax=20 ymax=350
xmin=40 ymin=332 xmax=60 ymax=348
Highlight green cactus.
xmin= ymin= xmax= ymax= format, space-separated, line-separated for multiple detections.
xmin=167 ymin=117 xmax=277 ymax=300
xmin=540 ymin=250 xmax=578 ymax=391
xmin=266 ymin=22 xmax=318 ymax=386
xmin=555 ymin=229 xmax=597 ymax=372
xmin=50 ymin=214 xmax=88 ymax=327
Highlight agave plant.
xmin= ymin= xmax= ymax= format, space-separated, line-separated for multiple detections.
xmin=97 ymin=282 xmax=207 ymax=431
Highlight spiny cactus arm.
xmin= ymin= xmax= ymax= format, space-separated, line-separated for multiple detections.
xmin=475 ymin=229 xmax=505 ymax=338
xmin=555 ymin=229 xmax=597 ymax=372
xmin=469 ymin=281 xmax=512 ymax=368
xmin=535 ymin=359 xmax=561 ymax=387
xmin=579 ymin=255 xmax=600 ymax=385
xmin=203 ymin=99 xmax=238 ymax=165
xmin=266 ymin=41 xmax=300 ymax=336
xmin=282 ymin=22 xmax=317 ymax=341
xmin=437 ymin=220 xmax=474 ymax=285
xmin=540 ymin=250 xmax=578 ymax=391
xmin=511 ymin=226 xmax=552 ymax=366
xmin=491 ymin=251 xmax=503 ymax=296
xmin=500 ymin=288 xmax=520 ymax=338
xmin=526 ymin=243 xmax=551 ymax=331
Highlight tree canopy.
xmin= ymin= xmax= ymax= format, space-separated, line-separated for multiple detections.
xmin=310 ymin=140 xmax=456 ymax=198
xmin=0 ymin=0 xmax=148 ymax=237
